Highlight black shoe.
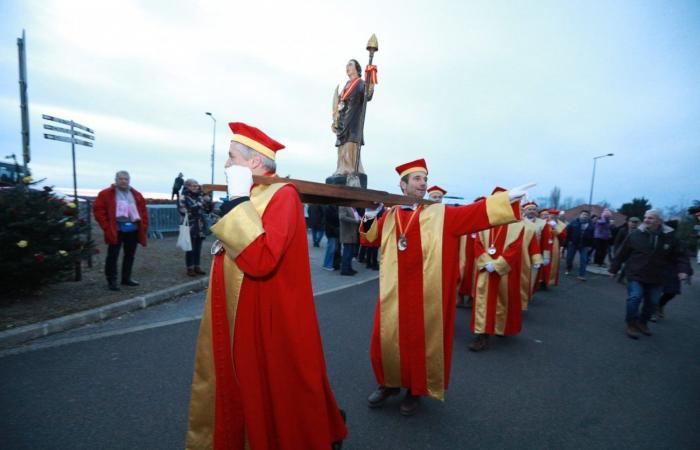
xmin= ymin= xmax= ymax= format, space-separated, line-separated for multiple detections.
xmin=340 ymin=269 xmax=357 ymax=276
xmin=469 ymin=334 xmax=489 ymax=352
xmin=367 ymin=386 xmax=400 ymax=408
xmin=539 ymin=281 xmax=548 ymax=291
xmin=399 ymin=392 xmax=420 ymax=416
xmin=121 ymin=279 xmax=140 ymax=286
xmin=107 ymin=281 xmax=120 ymax=291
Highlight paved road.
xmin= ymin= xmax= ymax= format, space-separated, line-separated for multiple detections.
xmin=1 ymin=270 xmax=699 ymax=449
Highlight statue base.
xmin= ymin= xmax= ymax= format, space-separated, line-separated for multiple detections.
xmin=325 ymin=173 xmax=368 ymax=189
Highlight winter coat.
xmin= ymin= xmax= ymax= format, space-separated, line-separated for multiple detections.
xmin=178 ymin=189 xmax=213 ymax=239
xmin=338 ymin=206 xmax=360 ymax=244
xmin=93 ymin=185 xmax=149 ymax=246
xmin=609 ymin=224 xmax=690 ymax=284
xmin=564 ymin=218 xmax=594 ymax=249
xmin=613 ymin=225 xmax=631 ymax=254
xmin=307 ymin=204 xmax=324 ymax=229
xmin=594 ymin=217 xmax=612 ymax=240
xmin=323 ymin=205 xmax=340 ymax=239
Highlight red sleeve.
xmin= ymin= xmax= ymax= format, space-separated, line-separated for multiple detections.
xmin=93 ymin=191 xmax=109 ymax=231
xmin=444 ymin=199 xmax=520 ymax=237
xmin=234 ymin=186 xmax=299 ymax=278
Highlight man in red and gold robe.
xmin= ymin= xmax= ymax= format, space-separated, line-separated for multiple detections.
xmin=186 ymin=122 xmax=347 ymax=450
xmin=541 ymin=209 xmax=567 ymax=286
xmin=522 ymin=201 xmax=552 ymax=294
xmin=427 ymin=185 xmax=447 ymax=203
xmin=520 ymin=220 xmax=544 ymax=310
xmin=469 ymin=189 xmax=543 ymax=351
xmin=361 ymin=159 xmax=532 ymax=416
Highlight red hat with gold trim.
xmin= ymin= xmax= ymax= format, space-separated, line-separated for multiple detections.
xmin=427 ymin=185 xmax=447 ymax=195
xmin=229 ymin=122 xmax=285 ymax=160
xmin=548 ymin=209 xmax=561 ymax=215
xmin=522 ymin=200 xmax=538 ymax=210
xmin=491 ymin=186 xmax=507 ymax=194
xmin=395 ymin=158 xmax=428 ymax=178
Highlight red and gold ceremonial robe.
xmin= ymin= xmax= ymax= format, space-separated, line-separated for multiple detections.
xmin=529 ymin=218 xmax=553 ymax=290
xmin=520 ymin=221 xmax=543 ymax=310
xmin=361 ymin=191 xmax=520 ymax=400
xmin=458 ymin=233 xmax=478 ymax=299
xmin=186 ymin=182 xmax=347 ymax=450
xmin=542 ymin=219 xmax=567 ymax=286
xmin=471 ymin=222 xmax=536 ymax=336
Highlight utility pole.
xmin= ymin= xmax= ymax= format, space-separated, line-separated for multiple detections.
xmin=17 ymin=29 xmax=30 ymax=170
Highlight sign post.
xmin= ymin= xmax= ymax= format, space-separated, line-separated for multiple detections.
xmin=42 ymin=114 xmax=95 ymax=279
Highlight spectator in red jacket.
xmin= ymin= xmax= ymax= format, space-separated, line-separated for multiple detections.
xmin=93 ymin=171 xmax=149 ymax=291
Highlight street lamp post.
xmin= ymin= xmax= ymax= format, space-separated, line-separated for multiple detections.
xmin=588 ymin=153 xmax=614 ymax=208
xmin=205 ymin=112 xmax=216 ymax=184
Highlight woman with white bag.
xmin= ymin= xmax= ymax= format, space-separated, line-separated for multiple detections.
xmin=178 ymin=179 xmax=213 ymax=276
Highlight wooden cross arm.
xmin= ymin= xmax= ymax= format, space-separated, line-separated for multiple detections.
xmin=202 ymin=176 xmax=433 ymax=208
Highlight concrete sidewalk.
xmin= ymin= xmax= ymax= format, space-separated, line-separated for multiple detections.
xmin=0 ymin=232 xmax=378 ymax=349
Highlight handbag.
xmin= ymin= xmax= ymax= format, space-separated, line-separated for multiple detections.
xmin=176 ymin=211 xmax=192 ymax=251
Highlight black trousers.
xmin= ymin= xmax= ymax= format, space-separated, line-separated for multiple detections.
xmin=365 ymin=246 xmax=378 ymax=268
xmin=105 ymin=231 xmax=138 ymax=282
xmin=593 ymin=238 xmax=609 ymax=265
xmin=186 ymin=236 xmax=204 ymax=268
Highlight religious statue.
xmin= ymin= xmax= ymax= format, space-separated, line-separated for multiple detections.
xmin=332 ymin=59 xmax=374 ymax=176
xmin=327 ymin=35 xmax=378 ymax=189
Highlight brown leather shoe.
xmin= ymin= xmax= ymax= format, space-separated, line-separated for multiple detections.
xmin=187 ymin=268 xmax=196 ymax=277
xmin=399 ymin=392 xmax=420 ymax=416
xmin=468 ymin=334 xmax=489 ymax=352
xmin=626 ymin=324 xmax=640 ymax=339
xmin=636 ymin=322 xmax=652 ymax=336
xmin=194 ymin=266 xmax=206 ymax=275
xmin=367 ymin=386 xmax=400 ymax=408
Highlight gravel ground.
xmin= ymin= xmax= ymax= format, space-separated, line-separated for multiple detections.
xmin=1 ymin=226 xmax=213 ymax=330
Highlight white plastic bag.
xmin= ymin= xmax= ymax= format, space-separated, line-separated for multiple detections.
xmin=176 ymin=211 xmax=192 ymax=251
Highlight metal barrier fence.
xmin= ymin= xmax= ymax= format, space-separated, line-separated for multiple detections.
xmin=147 ymin=204 xmax=181 ymax=239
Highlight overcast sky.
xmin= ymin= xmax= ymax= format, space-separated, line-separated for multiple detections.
xmin=1 ymin=0 xmax=698 ymax=208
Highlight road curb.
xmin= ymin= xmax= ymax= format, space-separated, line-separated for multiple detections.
xmin=0 ymin=278 xmax=209 ymax=348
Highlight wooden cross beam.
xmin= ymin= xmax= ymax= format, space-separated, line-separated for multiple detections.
xmin=203 ymin=176 xmax=434 ymax=208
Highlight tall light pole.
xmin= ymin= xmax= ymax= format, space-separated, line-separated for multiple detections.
xmin=588 ymin=153 xmax=614 ymax=208
xmin=205 ymin=112 xmax=216 ymax=184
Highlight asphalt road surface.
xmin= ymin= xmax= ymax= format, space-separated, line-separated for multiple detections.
xmin=2 ymin=271 xmax=699 ymax=449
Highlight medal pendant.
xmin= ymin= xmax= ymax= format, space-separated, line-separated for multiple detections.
xmin=210 ymin=240 xmax=224 ymax=255
xmin=398 ymin=234 xmax=408 ymax=251
xmin=338 ymin=101 xmax=346 ymax=111
xmin=488 ymin=246 xmax=497 ymax=255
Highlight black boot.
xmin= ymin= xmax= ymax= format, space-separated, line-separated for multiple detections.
xmin=107 ymin=278 xmax=120 ymax=291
